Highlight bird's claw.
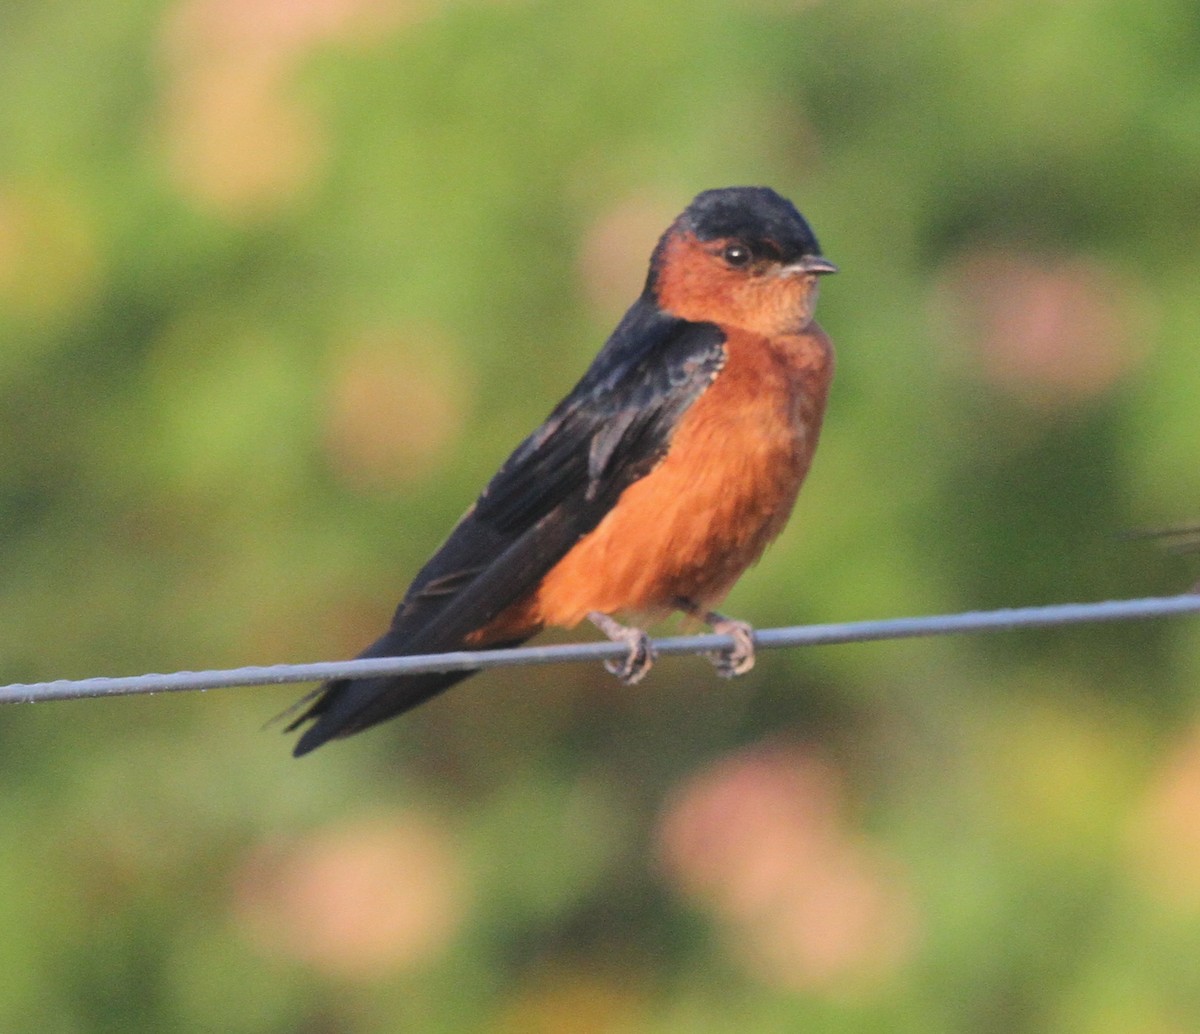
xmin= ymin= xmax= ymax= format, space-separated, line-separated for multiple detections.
xmin=604 ymin=629 xmax=655 ymax=685
xmin=589 ymin=611 xmax=657 ymax=685
xmin=706 ymin=617 xmax=756 ymax=678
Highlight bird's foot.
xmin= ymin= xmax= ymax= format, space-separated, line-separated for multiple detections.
xmin=588 ymin=611 xmax=656 ymax=685
xmin=675 ymin=599 xmax=756 ymax=678
xmin=706 ymin=613 xmax=756 ymax=677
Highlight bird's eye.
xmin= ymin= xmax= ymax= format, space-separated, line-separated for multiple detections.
xmin=722 ymin=242 xmax=752 ymax=267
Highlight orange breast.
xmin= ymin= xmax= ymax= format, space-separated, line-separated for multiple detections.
xmin=477 ymin=321 xmax=834 ymax=640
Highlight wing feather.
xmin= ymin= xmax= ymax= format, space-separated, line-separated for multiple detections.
xmin=399 ymin=297 xmax=725 ymax=631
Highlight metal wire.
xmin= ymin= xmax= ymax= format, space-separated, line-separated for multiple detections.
xmin=2 ymin=593 xmax=1199 ymax=705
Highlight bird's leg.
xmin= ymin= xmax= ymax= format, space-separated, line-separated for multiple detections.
xmin=587 ymin=611 xmax=656 ymax=685
xmin=676 ymin=598 xmax=756 ymax=678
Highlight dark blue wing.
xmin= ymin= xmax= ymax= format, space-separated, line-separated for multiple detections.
xmin=402 ymin=297 xmax=725 ymax=603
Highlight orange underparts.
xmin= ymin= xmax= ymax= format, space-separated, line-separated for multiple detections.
xmin=470 ymin=320 xmax=834 ymax=645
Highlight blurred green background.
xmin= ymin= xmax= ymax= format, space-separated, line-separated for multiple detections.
xmin=3 ymin=0 xmax=1200 ymax=1030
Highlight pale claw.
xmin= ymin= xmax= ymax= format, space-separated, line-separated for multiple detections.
xmin=588 ymin=612 xmax=657 ymax=685
xmin=673 ymin=599 xmax=757 ymax=678
xmin=707 ymin=616 xmax=756 ymax=678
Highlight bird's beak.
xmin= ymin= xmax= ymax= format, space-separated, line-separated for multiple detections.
xmin=789 ymin=255 xmax=838 ymax=276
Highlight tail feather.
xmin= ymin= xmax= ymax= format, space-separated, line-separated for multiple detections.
xmin=288 ymin=630 xmax=532 ymax=756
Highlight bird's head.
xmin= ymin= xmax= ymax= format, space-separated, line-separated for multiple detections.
xmin=648 ymin=186 xmax=837 ymax=336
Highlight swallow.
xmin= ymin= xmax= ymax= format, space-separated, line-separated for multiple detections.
xmin=289 ymin=186 xmax=837 ymax=755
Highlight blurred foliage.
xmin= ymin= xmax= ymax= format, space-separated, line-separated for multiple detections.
xmin=2 ymin=0 xmax=1200 ymax=1030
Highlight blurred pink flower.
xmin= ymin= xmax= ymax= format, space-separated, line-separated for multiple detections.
xmin=576 ymin=195 xmax=677 ymax=316
xmin=161 ymin=0 xmax=415 ymax=66
xmin=159 ymin=56 xmax=323 ymax=216
xmin=156 ymin=0 xmax=426 ymax=215
xmin=936 ymin=249 xmax=1149 ymax=405
xmin=1127 ymin=723 xmax=1200 ymax=909
xmin=232 ymin=812 xmax=469 ymax=979
xmin=322 ymin=326 xmax=473 ymax=489
xmin=657 ymin=742 xmax=916 ymax=992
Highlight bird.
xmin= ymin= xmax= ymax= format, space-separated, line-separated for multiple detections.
xmin=289 ymin=186 xmax=838 ymax=755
